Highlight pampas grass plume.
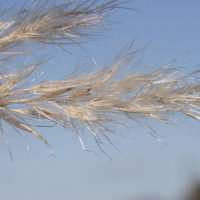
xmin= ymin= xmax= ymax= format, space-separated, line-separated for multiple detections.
xmin=0 ymin=0 xmax=199 ymax=160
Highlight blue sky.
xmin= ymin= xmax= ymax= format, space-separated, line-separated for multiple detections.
xmin=1 ymin=1 xmax=200 ymax=200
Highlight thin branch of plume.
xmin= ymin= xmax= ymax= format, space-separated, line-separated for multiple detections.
xmin=0 ymin=0 xmax=126 ymax=55
xmin=0 ymin=0 xmax=199 ymax=160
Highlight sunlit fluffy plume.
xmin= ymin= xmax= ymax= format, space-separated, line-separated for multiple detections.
xmin=0 ymin=1 xmax=199 ymax=160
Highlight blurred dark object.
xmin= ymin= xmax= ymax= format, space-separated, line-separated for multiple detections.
xmin=122 ymin=181 xmax=200 ymax=200
xmin=184 ymin=182 xmax=200 ymax=200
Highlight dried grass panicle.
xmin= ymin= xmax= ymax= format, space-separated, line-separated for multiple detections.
xmin=2 ymin=49 xmax=200 ymax=158
xmin=0 ymin=0 xmax=122 ymax=55
xmin=1 ymin=1 xmax=200 ymax=159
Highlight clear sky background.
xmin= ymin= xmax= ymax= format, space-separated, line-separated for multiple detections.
xmin=1 ymin=1 xmax=200 ymax=200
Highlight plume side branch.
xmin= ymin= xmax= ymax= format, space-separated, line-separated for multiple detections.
xmin=0 ymin=0 xmax=126 ymax=55
xmin=1 ymin=52 xmax=200 ymax=157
